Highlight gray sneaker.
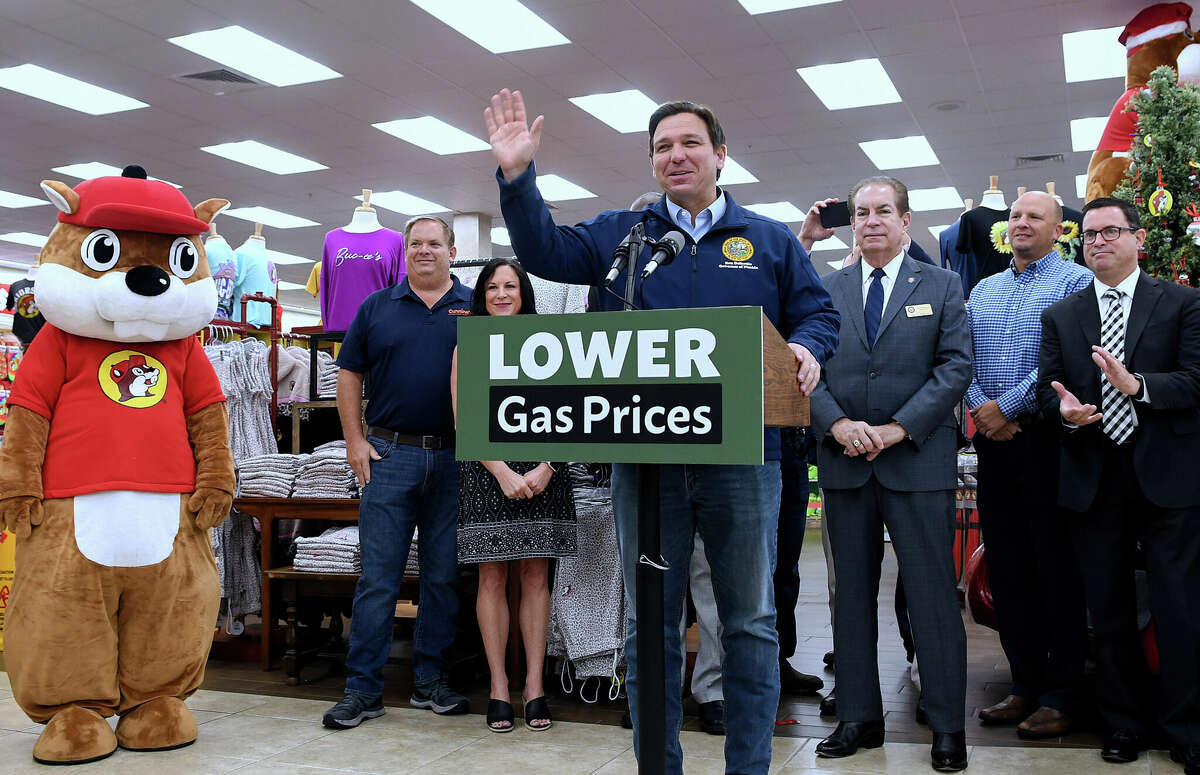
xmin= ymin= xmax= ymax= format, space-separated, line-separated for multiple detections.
xmin=322 ymin=693 xmax=385 ymax=729
xmin=410 ymin=679 xmax=469 ymax=715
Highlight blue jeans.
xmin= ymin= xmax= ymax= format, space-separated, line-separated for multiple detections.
xmin=344 ymin=439 xmax=460 ymax=698
xmin=613 ymin=462 xmax=782 ymax=775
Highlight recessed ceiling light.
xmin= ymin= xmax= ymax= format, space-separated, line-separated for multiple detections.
xmin=1062 ymin=27 xmax=1126 ymax=83
xmin=264 ymin=249 xmax=314 ymax=265
xmin=738 ymin=0 xmax=841 ymax=13
xmin=859 ymin=135 xmax=939 ymax=170
xmin=809 ymin=234 xmax=849 ymax=251
xmin=223 ymin=206 xmax=319 ymax=229
xmin=276 ymin=280 xmax=307 ymax=291
xmin=797 ymin=58 xmax=901 ymax=110
xmin=407 ymin=0 xmax=569 ymax=54
xmin=928 ymin=224 xmax=952 ymax=239
xmin=720 ymin=157 xmax=759 ymax=185
xmin=0 ymin=190 xmax=47 ymax=208
xmin=491 ymin=227 xmax=512 ymax=246
xmin=745 ymin=201 xmax=806 ymax=222
xmin=1076 ymin=173 xmax=1088 ymax=199
xmin=167 ymin=25 xmax=341 ymax=87
xmin=201 ymin=141 xmax=327 ymax=175
xmin=569 ymin=89 xmax=659 ymax=133
xmin=908 ymin=186 xmax=963 ymax=211
xmin=372 ymin=116 xmax=490 ymax=155
xmin=537 ymin=174 xmax=596 ymax=201
xmin=0 ymin=64 xmax=148 ymax=115
xmin=359 ymin=190 xmax=449 ymax=215
xmin=1070 ymin=117 xmax=1108 ymax=152
xmin=50 ymin=162 xmax=180 ymax=187
xmin=0 ymin=232 xmax=48 ymax=248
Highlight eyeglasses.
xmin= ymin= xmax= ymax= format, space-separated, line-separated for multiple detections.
xmin=1082 ymin=225 xmax=1138 ymax=244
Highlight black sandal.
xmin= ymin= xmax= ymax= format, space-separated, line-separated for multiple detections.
xmin=524 ymin=696 xmax=552 ymax=731
xmin=487 ymin=699 xmax=514 ymax=733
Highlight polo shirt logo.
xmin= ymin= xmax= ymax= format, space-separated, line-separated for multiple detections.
xmin=448 ymin=309 xmax=471 ymax=316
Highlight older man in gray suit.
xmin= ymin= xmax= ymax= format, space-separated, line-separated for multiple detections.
xmin=809 ymin=176 xmax=972 ymax=772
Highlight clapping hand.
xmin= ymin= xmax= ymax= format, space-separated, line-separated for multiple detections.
xmin=485 ymin=88 xmax=543 ymax=182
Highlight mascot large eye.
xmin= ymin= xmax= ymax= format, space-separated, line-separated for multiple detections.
xmin=1188 ymin=29 xmax=1196 ymax=40
xmin=168 ymin=237 xmax=198 ymax=279
xmin=80 ymin=229 xmax=121 ymax=271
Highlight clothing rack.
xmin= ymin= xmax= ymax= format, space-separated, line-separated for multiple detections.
xmin=201 ymin=293 xmax=282 ymax=436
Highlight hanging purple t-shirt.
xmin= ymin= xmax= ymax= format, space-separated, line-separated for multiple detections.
xmin=319 ymin=227 xmax=406 ymax=331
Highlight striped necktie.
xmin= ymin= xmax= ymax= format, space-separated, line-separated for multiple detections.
xmin=1100 ymin=288 xmax=1134 ymax=444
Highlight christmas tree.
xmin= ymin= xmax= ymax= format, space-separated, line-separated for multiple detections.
xmin=1115 ymin=65 xmax=1200 ymax=283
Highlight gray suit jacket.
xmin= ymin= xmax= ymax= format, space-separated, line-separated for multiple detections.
xmin=810 ymin=256 xmax=972 ymax=491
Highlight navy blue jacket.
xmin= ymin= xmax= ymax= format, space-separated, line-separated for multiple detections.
xmin=497 ymin=163 xmax=841 ymax=459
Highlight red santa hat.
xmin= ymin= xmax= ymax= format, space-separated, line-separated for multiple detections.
xmin=1121 ymin=2 xmax=1194 ymax=55
xmin=57 ymin=165 xmax=210 ymax=235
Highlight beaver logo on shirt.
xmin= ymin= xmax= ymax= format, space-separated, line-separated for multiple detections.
xmin=97 ymin=350 xmax=167 ymax=408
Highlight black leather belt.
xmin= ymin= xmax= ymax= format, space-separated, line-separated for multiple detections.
xmin=366 ymin=426 xmax=455 ymax=449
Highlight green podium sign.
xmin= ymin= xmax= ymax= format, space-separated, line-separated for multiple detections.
xmin=455 ymin=306 xmax=766 ymax=465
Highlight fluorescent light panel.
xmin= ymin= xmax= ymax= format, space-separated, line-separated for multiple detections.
xmin=1062 ymin=27 xmax=1126 ymax=83
xmin=202 ymin=141 xmax=326 ymax=174
xmin=745 ymin=201 xmax=806 ymax=222
xmin=797 ymin=58 xmax=901 ymax=110
xmin=738 ymin=0 xmax=841 ymax=13
xmin=358 ymin=191 xmax=449 ymax=215
xmin=908 ymin=186 xmax=963 ymax=211
xmin=223 ymin=206 xmax=319 ymax=229
xmin=536 ymin=174 xmax=595 ymax=201
xmin=569 ymin=89 xmax=659 ymax=133
xmin=168 ymin=26 xmax=341 ymax=87
xmin=720 ymin=157 xmax=759 ymax=185
xmin=264 ymin=249 xmax=314 ymax=265
xmin=859 ymin=135 xmax=939 ymax=169
xmin=1070 ymin=117 xmax=1108 ymax=152
xmin=0 ymin=190 xmax=47 ymax=208
xmin=809 ymin=235 xmax=849 ymax=251
xmin=50 ymin=162 xmax=179 ymax=187
xmin=928 ymin=224 xmax=952 ymax=239
xmin=407 ymin=0 xmax=569 ymax=54
xmin=0 ymin=64 xmax=147 ymax=115
xmin=826 ymin=259 xmax=843 ymax=271
xmin=491 ymin=227 xmax=511 ymax=246
xmin=372 ymin=116 xmax=490 ymax=154
xmin=0 ymin=232 xmax=48 ymax=248
xmin=1076 ymin=173 xmax=1088 ymax=199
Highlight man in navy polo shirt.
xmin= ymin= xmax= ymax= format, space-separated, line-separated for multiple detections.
xmin=322 ymin=215 xmax=473 ymax=729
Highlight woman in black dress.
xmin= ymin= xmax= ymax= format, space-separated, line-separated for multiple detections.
xmin=450 ymin=258 xmax=576 ymax=733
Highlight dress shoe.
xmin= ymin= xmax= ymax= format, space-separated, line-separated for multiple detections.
xmin=978 ymin=694 xmax=1032 ymax=726
xmin=697 ymin=700 xmax=725 ymax=736
xmin=1017 ymin=706 xmax=1071 ymax=740
xmin=915 ymin=698 xmax=928 ymax=726
xmin=815 ymin=719 xmax=885 ymax=758
xmin=819 ymin=688 xmax=837 ymax=717
xmin=931 ymin=730 xmax=968 ymax=772
xmin=823 ymin=650 xmax=835 ymax=668
xmin=1100 ymin=729 xmax=1146 ymax=764
xmin=1170 ymin=744 xmax=1200 ymax=775
xmin=619 ymin=711 xmax=632 ymax=730
xmin=780 ymin=660 xmax=824 ymax=695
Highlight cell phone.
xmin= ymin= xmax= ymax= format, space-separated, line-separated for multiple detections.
xmin=819 ymin=201 xmax=851 ymax=229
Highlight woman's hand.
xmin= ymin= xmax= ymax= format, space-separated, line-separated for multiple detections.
xmin=524 ymin=463 xmax=553 ymax=496
xmin=487 ymin=462 xmax=534 ymax=500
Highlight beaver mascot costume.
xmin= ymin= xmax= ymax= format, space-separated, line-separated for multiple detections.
xmin=0 ymin=165 xmax=235 ymax=765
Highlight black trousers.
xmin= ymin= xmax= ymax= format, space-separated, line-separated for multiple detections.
xmin=1070 ymin=441 xmax=1200 ymax=744
xmin=775 ymin=428 xmax=809 ymax=660
xmin=974 ymin=420 xmax=1087 ymax=711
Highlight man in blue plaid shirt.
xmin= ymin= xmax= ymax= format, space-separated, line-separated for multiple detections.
xmin=966 ymin=191 xmax=1092 ymax=739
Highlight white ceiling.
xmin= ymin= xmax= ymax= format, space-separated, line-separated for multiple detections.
xmin=0 ymin=0 xmax=1143 ymax=310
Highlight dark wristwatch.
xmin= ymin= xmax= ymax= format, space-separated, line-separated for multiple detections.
xmin=1133 ymin=373 xmax=1146 ymax=401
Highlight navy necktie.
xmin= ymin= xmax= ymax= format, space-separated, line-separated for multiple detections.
xmin=864 ymin=267 xmax=886 ymax=347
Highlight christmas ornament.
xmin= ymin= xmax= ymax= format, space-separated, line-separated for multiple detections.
xmin=1150 ymin=168 xmax=1174 ymax=216
xmin=1187 ymin=204 xmax=1200 ymax=246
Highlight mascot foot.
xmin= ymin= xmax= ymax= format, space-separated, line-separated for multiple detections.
xmin=33 ymin=705 xmax=118 ymax=765
xmin=116 ymin=697 xmax=198 ymax=752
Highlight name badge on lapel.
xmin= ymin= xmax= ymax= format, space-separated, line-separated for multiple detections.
xmin=905 ymin=304 xmax=933 ymax=317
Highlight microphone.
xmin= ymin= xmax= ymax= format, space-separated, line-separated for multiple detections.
xmin=639 ymin=230 xmax=686 ymax=280
xmin=604 ymin=224 xmax=643 ymax=287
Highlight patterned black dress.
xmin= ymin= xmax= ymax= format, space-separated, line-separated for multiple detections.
xmin=457 ymin=460 xmax=578 ymax=563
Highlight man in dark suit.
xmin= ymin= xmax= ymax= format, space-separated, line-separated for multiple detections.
xmin=809 ymin=177 xmax=973 ymax=772
xmin=1039 ymin=197 xmax=1200 ymax=773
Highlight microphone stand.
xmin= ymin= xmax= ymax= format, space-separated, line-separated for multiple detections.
xmin=622 ymin=223 xmax=645 ymax=311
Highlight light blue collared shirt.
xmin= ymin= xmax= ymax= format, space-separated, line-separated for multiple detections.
xmin=664 ymin=190 xmax=726 ymax=243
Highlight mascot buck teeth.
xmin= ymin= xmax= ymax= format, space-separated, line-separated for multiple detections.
xmin=0 ymin=165 xmax=236 ymax=766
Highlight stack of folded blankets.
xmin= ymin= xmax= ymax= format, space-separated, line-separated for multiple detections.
xmin=235 ymin=454 xmax=301 ymax=498
xmin=293 ymin=525 xmax=361 ymax=573
xmin=292 ymin=440 xmax=360 ymax=498
xmin=315 ymin=350 xmax=339 ymax=399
